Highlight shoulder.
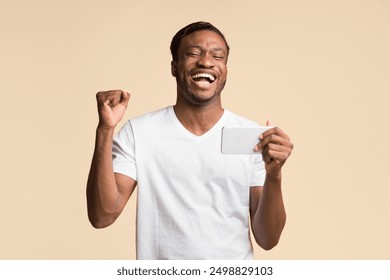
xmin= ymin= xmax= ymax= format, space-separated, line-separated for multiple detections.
xmin=130 ymin=106 xmax=171 ymax=124
xmin=126 ymin=106 xmax=173 ymax=137
xmin=126 ymin=107 xmax=172 ymax=131
xmin=116 ymin=107 xmax=171 ymax=137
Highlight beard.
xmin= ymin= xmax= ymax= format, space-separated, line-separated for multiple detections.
xmin=175 ymin=76 xmax=226 ymax=106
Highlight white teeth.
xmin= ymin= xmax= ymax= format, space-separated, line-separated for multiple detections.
xmin=191 ymin=73 xmax=216 ymax=82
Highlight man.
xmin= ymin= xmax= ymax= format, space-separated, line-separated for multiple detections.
xmin=87 ymin=21 xmax=293 ymax=259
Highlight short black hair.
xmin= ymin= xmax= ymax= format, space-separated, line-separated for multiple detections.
xmin=170 ymin=21 xmax=230 ymax=62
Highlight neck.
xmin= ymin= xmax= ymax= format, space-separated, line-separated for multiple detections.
xmin=173 ymin=97 xmax=224 ymax=136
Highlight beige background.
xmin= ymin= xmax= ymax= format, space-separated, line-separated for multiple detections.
xmin=1 ymin=0 xmax=389 ymax=259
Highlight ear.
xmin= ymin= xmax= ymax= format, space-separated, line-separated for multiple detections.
xmin=171 ymin=61 xmax=177 ymax=77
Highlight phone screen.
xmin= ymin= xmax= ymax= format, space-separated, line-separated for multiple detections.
xmin=221 ymin=126 xmax=273 ymax=154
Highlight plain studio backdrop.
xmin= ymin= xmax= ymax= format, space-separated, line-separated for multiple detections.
xmin=1 ymin=0 xmax=389 ymax=259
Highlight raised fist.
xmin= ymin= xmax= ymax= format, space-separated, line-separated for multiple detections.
xmin=96 ymin=90 xmax=130 ymax=129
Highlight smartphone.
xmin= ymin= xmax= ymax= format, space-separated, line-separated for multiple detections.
xmin=221 ymin=126 xmax=274 ymax=154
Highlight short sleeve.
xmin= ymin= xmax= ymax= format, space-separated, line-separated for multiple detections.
xmin=112 ymin=121 xmax=137 ymax=180
xmin=249 ymin=154 xmax=266 ymax=187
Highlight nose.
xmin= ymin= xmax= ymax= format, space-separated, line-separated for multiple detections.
xmin=196 ymin=52 xmax=214 ymax=68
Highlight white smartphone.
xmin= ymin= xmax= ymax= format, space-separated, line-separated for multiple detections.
xmin=221 ymin=126 xmax=274 ymax=154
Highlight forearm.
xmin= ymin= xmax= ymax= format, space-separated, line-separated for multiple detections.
xmin=86 ymin=126 xmax=121 ymax=228
xmin=252 ymin=173 xmax=286 ymax=250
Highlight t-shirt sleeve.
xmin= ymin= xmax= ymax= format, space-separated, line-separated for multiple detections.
xmin=112 ymin=120 xmax=137 ymax=181
xmin=250 ymin=154 xmax=266 ymax=187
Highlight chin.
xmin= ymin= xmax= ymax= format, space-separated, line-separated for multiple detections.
xmin=177 ymin=77 xmax=225 ymax=106
xmin=185 ymin=91 xmax=221 ymax=106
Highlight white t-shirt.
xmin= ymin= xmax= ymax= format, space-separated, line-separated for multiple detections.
xmin=112 ymin=106 xmax=265 ymax=259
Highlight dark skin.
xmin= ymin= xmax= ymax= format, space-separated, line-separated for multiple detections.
xmin=252 ymin=120 xmax=293 ymax=249
xmin=171 ymin=30 xmax=227 ymax=135
xmin=86 ymin=30 xmax=294 ymax=250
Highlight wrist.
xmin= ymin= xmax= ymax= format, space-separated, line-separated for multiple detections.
xmin=96 ymin=123 xmax=116 ymax=135
xmin=265 ymin=170 xmax=282 ymax=183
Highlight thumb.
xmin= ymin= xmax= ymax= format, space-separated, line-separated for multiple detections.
xmin=266 ymin=119 xmax=272 ymax=126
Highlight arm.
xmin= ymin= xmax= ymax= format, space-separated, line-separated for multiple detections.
xmin=250 ymin=121 xmax=293 ymax=250
xmin=86 ymin=90 xmax=136 ymax=228
xmin=250 ymin=178 xmax=286 ymax=250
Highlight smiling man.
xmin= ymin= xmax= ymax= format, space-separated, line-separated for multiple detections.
xmin=86 ymin=21 xmax=293 ymax=259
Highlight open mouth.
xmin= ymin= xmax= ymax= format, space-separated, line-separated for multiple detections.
xmin=191 ymin=73 xmax=216 ymax=84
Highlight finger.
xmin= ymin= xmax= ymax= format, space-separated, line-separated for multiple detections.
xmin=267 ymin=149 xmax=290 ymax=164
xmin=261 ymin=133 xmax=289 ymax=147
xmin=107 ymin=90 xmax=123 ymax=107
xmin=259 ymin=120 xmax=273 ymax=141
xmin=96 ymin=90 xmax=115 ymax=104
xmin=256 ymin=138 xmax=284 ymax=151
xmin=262 ymin=127 xmax=289 ymax=140
xmin=119 ymin=91 xmax=131 ymax=107
xmin=270 ymin=144 xmax=293 ymax=159
xmin=264 ymin=141 xmax=292 ymax=155
xmin=263 ymin=131 xmax=292 ymax=152
xmin=97 ymin=90 xmax=124 ymax=107
xmin=254 ymin=142 xmax=264 ymax=152
xmin=263 ymin=146 xmax=288 ymax=164
xmin=262 ymin=147 xmax=273 ymax=163
xmin=259 ymin=139 xmax=293 ymax=162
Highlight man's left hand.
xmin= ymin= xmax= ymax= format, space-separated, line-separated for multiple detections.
xmin=254 ymin=120 xmax=294 ymax=178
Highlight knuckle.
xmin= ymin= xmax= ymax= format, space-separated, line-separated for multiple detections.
xmin=97 ymin=90 xmax=109 ymax=99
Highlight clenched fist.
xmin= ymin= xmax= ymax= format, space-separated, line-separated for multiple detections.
xmin=96 ymin=90 xmax=130 ymax=130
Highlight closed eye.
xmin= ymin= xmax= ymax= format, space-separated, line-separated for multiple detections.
xmin=186 ymin=52 xmax=201 ymax=57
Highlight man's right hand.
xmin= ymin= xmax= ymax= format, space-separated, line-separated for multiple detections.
xmin=96 ymin=90 xmax=130 ymax=130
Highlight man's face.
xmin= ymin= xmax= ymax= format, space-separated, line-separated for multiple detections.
xmin=172 ymin=30 xmax=228 ymax=106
